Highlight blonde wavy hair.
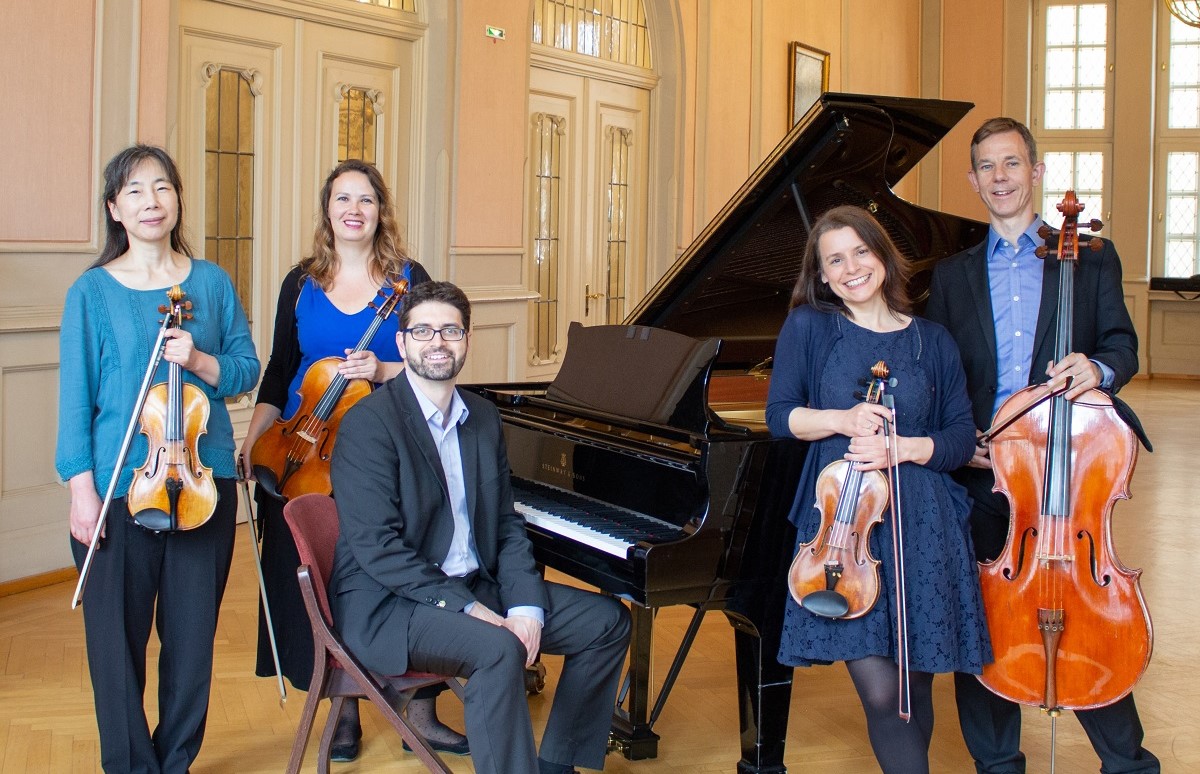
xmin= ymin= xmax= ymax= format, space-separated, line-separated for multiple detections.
xmin=299 ymin=159 xmax=410 ymax=289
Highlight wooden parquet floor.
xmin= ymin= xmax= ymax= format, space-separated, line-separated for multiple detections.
xmin=2 ymin=379 xmax=1198 ymax=773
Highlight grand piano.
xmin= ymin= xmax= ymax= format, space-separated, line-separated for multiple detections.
xmin=465 ymin=93 xmax=987 ymax=773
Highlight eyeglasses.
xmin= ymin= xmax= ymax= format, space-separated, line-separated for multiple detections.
xmin=402 ymin=326 xmax=466 ymax=342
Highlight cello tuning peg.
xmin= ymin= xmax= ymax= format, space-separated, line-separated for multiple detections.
xmin=1088 ymin=237 xmax=1104 ymax=252
xmin=1037 ymin=224 xmax=1056 ymax=240
xmin=1034 ymin=245 xmax=1050 ymax=259
xmin=852 ymin=391 xmax=866 ymax=401
xmin=182 ymin=312 xmax=194 ymax=320
xmin=887 ymin=377 xmax=898 ymax=387
xmin=182 ymin=300 xmax=193 ymax=311
xmin=1089 ymin=218 xmax=1104 ymax=232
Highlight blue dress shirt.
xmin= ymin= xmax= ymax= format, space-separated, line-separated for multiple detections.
xmin=411 ymin=383 xmax=544 ymax=624
xmin=986 ymin=218 xmax=1113 ymax=417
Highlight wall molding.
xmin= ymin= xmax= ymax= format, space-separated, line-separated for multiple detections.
xmin=0 ymin=306 xmax=62 ymax=333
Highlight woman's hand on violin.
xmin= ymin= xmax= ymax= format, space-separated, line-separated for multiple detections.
xmin=340 ymin=349 xmax=385 ymax=382
xmin=837 ymin=403 xmax=892 ymax=438
xmin=68 ymin=473 xmax=104 ymax=544
xmin=163 ymin=328 xmax=221 ymax=386
xmin=846 ymin=433 xmax=934 ymax=470
xmin=1046 ymin=352 xmax=1102 ymax=401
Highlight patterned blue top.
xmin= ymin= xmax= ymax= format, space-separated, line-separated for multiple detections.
xmin=56 ymin=259 xmax=260 ymax=496
xmin=768 ymin=307 xmax=991 ymax=673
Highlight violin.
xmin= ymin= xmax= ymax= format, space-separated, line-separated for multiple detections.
xmin=978 ymin=192 xmax=1152 ymax=712
xmin=787 ymin=361 xmax=892 ymax=619
xmin=128 ymin=285 xmax=218 ymax=532
xmin=251 ymin=277 xmax=409 ymax=501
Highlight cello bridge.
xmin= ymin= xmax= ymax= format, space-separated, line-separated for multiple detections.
xmin=296 ymin=430 xmax=318 ymax=444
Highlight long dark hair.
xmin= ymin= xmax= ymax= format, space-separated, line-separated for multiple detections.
xmin=299 ymin=159 xmax=411 ymax=290
xmin=789 ymin=205 xmax=911 ymax=315
xmin=91 ymin=144 xmax=193 ymax=268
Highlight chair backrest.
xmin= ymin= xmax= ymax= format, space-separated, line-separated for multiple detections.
xmin=282 ymin=493 xmax=341 ymax=625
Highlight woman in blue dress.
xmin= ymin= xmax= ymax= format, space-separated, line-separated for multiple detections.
xmin=57 ymin=145 xmax=260 ymax=772
xmin=766 ymin=206 xmax=991 ymax=773
xmin=236 ymin=160 xmax=461 ymax=760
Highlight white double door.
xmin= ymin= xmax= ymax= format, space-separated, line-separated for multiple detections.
xmin=176 ymin=0 xmax=416 ymax=359
xmin=527 ymin=66 xmax=650 ymax=373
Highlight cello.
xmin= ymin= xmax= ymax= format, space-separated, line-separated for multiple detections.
xmin=127 ymin=285 xmax=218 ymax=532
xmin=250 ymin=277 xmax=409 ymax=500
xmin=978 ymin=192 xmax=1152 ymax=717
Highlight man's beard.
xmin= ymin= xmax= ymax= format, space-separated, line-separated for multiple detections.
xmin=407 ymin=347 xmax=465 ymax=381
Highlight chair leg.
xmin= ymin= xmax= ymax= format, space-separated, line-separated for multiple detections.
xmin=316 ymin=696 xmax=345 ymax=774
xmin=286 ymin=672 xmax=327 ymax=774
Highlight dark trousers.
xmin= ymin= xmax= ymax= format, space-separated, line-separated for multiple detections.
xmin=953 ymin=468 xmax=1159 ymax=774
xmin=955 ymin=672 xmax=1158 ymax=774
xmin=405 ymin=581 xmax=630 ymax=774
xmin=72 ymin=479 xmax=236 ymax=774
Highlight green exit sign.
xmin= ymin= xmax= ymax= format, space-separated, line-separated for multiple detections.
xmin=485 ymin=25 xmax=506 ymax=40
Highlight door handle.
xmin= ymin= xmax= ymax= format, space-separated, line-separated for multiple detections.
xmin=584 ymin=284 xmax=605 ymax=315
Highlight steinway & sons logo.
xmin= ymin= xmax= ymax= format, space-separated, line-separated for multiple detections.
xmin=541 ymin=452 xmax=585 ymax=482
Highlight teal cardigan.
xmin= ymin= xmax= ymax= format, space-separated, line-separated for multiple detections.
xmin=56 ymin=259 xmax=260 ymax=497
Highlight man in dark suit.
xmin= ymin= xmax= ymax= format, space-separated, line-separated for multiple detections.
xmin=328 ymin=281 xmax=631 ymax=774
xmin=925 ymin=117 xmax=1159 ymax=773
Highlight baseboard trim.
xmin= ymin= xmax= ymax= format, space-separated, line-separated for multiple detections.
xmin=0 ymin=567 xmax=76 ymax=597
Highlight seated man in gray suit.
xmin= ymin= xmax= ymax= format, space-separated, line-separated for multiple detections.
xmin=329 ymin=280 xmax=631 ymax=774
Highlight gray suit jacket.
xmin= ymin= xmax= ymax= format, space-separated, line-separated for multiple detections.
xmin=328 ymin=370 xmax=548 ymax=675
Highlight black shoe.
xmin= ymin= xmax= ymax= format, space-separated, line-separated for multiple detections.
xmin=329 ymin=717 xmax=362 ymax=762
xmin=402 ymin=737 xmax=471 ymax=756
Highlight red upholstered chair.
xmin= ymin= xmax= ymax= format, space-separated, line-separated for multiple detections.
xmin=282 ymin=493 xmax=464 ymax=773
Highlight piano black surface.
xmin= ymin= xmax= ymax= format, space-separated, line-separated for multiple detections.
xmin=465 ymin=92 xmax=987 ymax=774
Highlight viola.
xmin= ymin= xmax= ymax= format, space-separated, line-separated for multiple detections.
xmin=978 ymin=192 xmax=1152 ymax=712
xmin=128 ymin=285 xmax=218 ymax=531
xmin=251 ymin=277 xmax=409 ymax=501
xmin=787 ymin=360 xmax=892 ymax=619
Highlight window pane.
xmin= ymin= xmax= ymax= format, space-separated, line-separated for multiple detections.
xmin=204 ymin=68 xmax=255 ymax=324
xmin=1076 ymin=4 xmax=1107 ymax=44
xmin=1165 ymin=152 xmax=1200 ymax=277
xmin=338 ymin=87 xmax=377 ymax=164
xmin=1076 ymin=90 xmax=1106 ymax=128
xmin=1046 ymin=5 xmax=1078 ymax=45
xmin=1170 ymin=18 xmax=1200 ymax=129
xmin=1042 ymin=3 xmax=1107 ymax=131
xmin=1041 ymin=151 xmax=1104 ymax=228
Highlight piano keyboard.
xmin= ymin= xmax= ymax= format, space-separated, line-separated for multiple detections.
xmin=512 ymin=480 xmax=687 ymax=559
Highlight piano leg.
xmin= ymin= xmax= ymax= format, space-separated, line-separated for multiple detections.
xmin=610 ymin=604 xmax=660 ymax=760
xmin=728 ymin=611 xmax=794 ymax=774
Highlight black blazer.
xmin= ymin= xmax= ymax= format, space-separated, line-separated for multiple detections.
xmin=328 ymin=370 xmax=548 ymax=675
xmin=924 ymin=235 xmax=1139 ymax=431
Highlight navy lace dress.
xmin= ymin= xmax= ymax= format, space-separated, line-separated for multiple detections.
xmin=777 ymin=319 xmax=992 ymax=674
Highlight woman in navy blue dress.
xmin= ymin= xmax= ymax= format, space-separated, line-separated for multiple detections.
xmin=766 ymin=206 xmax=991 ymax=773
xmin=237 ymin=160 xmax=462 ymax=760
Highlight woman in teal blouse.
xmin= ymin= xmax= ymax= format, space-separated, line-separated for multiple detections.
xmin=56 ymin=144 xmax=259 ymax=773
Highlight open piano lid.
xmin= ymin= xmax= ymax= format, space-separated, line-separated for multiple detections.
xmin=625 ymin=92 xmax=988 ymax=370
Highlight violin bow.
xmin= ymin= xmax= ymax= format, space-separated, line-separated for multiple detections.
xmin=237 ymin=456 xmax=287 ymax=706
xmin=881 ymin=392 xmax=911 ymax=721
xmin=71 ymin=312 xmax=173 ymax=609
